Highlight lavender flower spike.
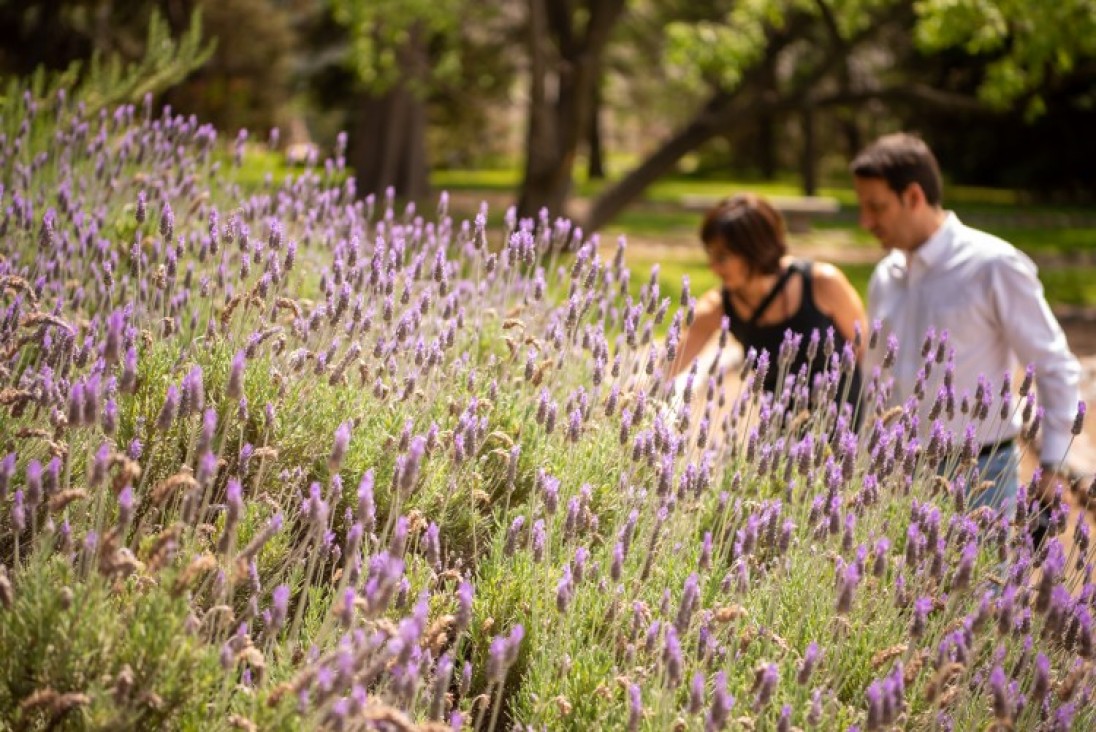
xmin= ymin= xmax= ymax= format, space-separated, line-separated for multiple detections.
xmin=226 ymin=350 xmax=246 ymax=400
xmin=329 ymin=421 xmax=351 ymax=472
xmin=707 ymin=671 xmax=734 ymax=731
xmin=627 ymin=683 xmax=642 ymax=732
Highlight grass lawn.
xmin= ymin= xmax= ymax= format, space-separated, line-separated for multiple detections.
xmin=432 ymin=168 xmax=1096 ymax=311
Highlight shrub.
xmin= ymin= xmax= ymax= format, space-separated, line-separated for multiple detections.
xmin=0 ymin=81 xmax=1092 ymax=731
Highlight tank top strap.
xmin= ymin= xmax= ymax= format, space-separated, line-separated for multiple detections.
xmin=747 ymin=261 xmax=799 ymax=325
xmin=797 ymin=260 xmax=814 ymax=306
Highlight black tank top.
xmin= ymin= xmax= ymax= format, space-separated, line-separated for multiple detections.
xmin=723 ymin=260 xmax=862 ymax=407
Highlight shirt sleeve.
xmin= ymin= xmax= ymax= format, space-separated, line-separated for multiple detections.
xmin=990 ymin=251 xmax=1082 ymax=464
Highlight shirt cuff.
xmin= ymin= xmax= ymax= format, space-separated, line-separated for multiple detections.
xmin=1040 ymin=431 xmax=1073 ymax=466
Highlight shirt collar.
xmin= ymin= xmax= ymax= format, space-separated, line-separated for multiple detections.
xmin=905 ymin=211 xmax=959 ymax=271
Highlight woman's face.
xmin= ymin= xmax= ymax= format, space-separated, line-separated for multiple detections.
xmin=705 ymin=238 xmax=750 ymax=289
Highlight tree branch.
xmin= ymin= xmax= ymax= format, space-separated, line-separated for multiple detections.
xmin=811 ymin=0 xmax=845 ymax=50
xmin=809 ymin=83 xmax=995 ymax=115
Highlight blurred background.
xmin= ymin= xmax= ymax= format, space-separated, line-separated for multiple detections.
xmin=3 ymin=0 xmax=1095 ymax=350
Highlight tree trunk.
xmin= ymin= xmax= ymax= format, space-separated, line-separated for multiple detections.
xmin=588 ymin=82 xmax=606 ymax=180
xmin=757 ymin=114 xmax=776 ymax=180
xmin=756 ymin=58 xmax=778 ymax=180
xmin=841 ymin=114 xmax=862 ymax=159
xmin=516 ymin=0 xmax=563 ymax=218
xmin=516 ymin=0 xmax=625 ymax=220
xmin=349 ymin=86 xmax=430 ymax=202
xmin=801 ymin=105 xmax=817 ymax=196
xmin=347 ymin=26 xmax=430 ymax=203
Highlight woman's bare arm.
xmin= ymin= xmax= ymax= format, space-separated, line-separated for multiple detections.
xmin=811 ymin=261 xmax=867 ymax=361
xmin=669 ymin=288 xmax=725 ymax=378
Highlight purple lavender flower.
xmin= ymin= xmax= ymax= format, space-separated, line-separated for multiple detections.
xmin=688 ymin=671 xmax=705 ymax=714
xmin=399 ymin=436 xmax=426 ymax=493
xmin=1031 ymin=653 xmax=1050 ymax=702
xmin=67 ymin=381 xmax=84 ymax=427
xmin=357 ymin=470 xmax=375 ymax=533
xmin=571 ymin=545 xmax=589 ymax=584
xmin=11 ymin=490 xmax=26 ymax=533
xmin=389 ymin=515 xmax=408 ymax=557
xmin=663 ymin=626 xmax=684 ymax=688
xmin=699 ymin=531 xmax=713 ymax=571
xmin=504 ymin=516 xmax=526 ymax=557
xmin=0 ymin=453 xmax=15 ymax=501
xmin=530 ymin=519 xmax=546 ymax=563
xmin=707 ymin=671 xmax=733 ymax=730
xmin=431 ymin=653 xmax=454 ymax=721
xmin=798 ymin=641 xmax=821 ymax=685
xmin=486 ymin=635 xmax=509 ymax=683
xmin=268 ymin=584 xmax=290 ymax=633
xmin=116 ymin=483 xmax=135 ymax=531
xmin=24 ymin=460 xmax=42 ymax=508
xmin=135 ymin=190 xmax=147 ymax=224
xmin=676 ymin=573 xmax=699 ymax=634
xmin=160 ymin=201 xmax=174 ymax=240
xmin=836 ymin=563 xmax=860 ymax=615
xmin=777 ymin=704 xmax=792 ymax=732
xmin=911 ymin=596 xmax=933 ymax=640
xmin=556 ymin=566 xmax=574 ymax=614
xmin=951 ymin=541 xmax=977 ymax=592
xmin=120 ymin=346 xmax=138 ymax=394
xmin=194 ymin=450 xmax=217 ymax=488
xmin=535 ymin=473 xmax=558 ymax=517
xmin=329 ymin=421 xmax=351 ymax=472
xmin=156 ymin=385 xmax=178 ymax=432
xmin=865 ymin=681 xmax=884 ymax=730
xmin=627 ymin=683 xmax=642 ymax=731
xmin=424 ymin=522 xmax=441 ymax=567
xmin=363 ymin=552 xmax=403 ymax=616
xmin=227 ymin=350 xmax=246 ymax=400
xmin=1054 ymin=702 xmax=1076 ymax=731
xmin=872 ymin=538 xmax=890 ymax=577
xmin=988 ymin=665 xmax=1010 ymax=721
xmin=752 ymin=663 xmax=778 ymax=709
xmin=454 ymin=581 xmax=473 ymax=634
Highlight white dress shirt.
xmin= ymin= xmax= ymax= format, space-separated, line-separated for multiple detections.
xmin=863 ymin=212 xmax=1081 ymax=464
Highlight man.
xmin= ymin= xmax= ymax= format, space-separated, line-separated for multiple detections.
xmin=850 ymin=132 xmax=1082 ymax=520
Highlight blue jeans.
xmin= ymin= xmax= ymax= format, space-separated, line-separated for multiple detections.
xmin=966 ymin=443 xmax=1020 ymax=520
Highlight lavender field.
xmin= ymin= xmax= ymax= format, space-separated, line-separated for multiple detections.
xmin=1 ymin=88 xmax=1094 ymax=731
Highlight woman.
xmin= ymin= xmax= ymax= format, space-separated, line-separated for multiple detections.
xmin=672 ymin=193 xmax=866 ymax=411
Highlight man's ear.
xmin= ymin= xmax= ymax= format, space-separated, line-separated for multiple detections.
xmin=902 ymin=183 xmax=926 ymax=210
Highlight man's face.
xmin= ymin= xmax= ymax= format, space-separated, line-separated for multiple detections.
xmin=853 ymin=176 xmax=918 ymax=252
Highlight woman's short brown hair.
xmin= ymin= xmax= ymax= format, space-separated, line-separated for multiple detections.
xmin=699 ymin=193 xmax=787 ymax=276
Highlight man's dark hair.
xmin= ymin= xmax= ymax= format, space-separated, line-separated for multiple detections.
xmin=699 ymin=193 xmax=787 ymax=276
xmin=850 ymin=133 xmax=944 ymax=206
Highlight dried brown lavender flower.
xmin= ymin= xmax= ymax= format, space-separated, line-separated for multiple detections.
xmin=172 ymin=554 xmax=219 ymax=596
xmin=871 ymin=644 xmax=909 ymax=670
xmin=0 ymin=565 xmax=12 ymax=609
xmin=47 ymin=488 xmax=87 ymax=512
xmin=924 ymin=662 xmax=964 ymax=703
xmin=150 ymin=470 xmax=198 ymax=505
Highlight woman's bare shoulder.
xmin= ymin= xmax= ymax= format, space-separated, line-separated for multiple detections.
xmin=809 ymin=260 xmax=862 ymax=312
xmin=810 ymin=261 xmax=855 ymax=291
